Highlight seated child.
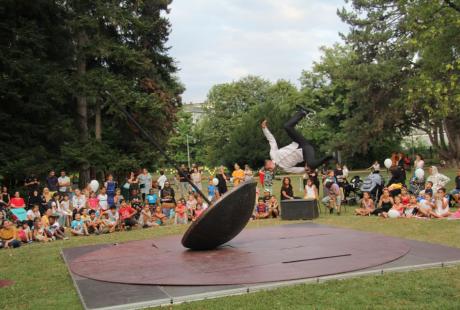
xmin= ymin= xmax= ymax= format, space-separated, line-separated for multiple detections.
xmin=174 ymin=198 xmax=188 ymax=225
xmin=186 ymin=194 xmax=197 ymax=221
xmin=17 ymin=221 xmax=33 ymax=243
xmin=33 ymin=219 xmax=49 ymax=242
xmin=118 ymin=200 xmax=137 ymax=230
xmin=417 ymin=192 xmax=434 ymax=217
xmin=71 ymin=213 xmax=88 ymax=236
xmin=432 ymin=188 xmax=450 ymax=218
xmin=146 ymin=189 xmax=158 ymax=206
xmin=102 ymin=205 xmax=119 ymax=233
xmin=139 ymin=205 xmax=155 ymax=228
xmin=404 ymin=195 xmax=419 ymax=218
xmin=418 ymin=181 xmax=433 ymax=200
xmin=86 ymin=210 xmax=103 ymax=234
xmin=267 ymin=195 xmax=280 ymax=218
xmin=382 ymin=195 xmax=404 ymax=218
xmin=355 ymin=192 xmax=374 ymax=216
xmin=48 ymin=214 xmax=67 ymax=240
xmin=152 ymin=206 xmax=166 ymax=225
xmin=255 ymin=198 xmax=269 ymax=219
xmin=192 ymin=203 xmax=204 ymax=221
xmin=304 ymin=179 xmax=318 ymax=200
xmin=87 ymin=192 xmax=99 ymax=212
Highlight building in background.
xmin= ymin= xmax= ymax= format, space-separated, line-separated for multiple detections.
xmin=183 ymin=102 xmax=205 ymax=124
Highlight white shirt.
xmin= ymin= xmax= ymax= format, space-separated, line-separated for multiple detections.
xmin=157 ymin=175 xmax=167 ymax=189
xmin=98 ymin=194 xmax=109 ymax=211
xmin=58 ymin=176 xmax=70 ymax=192
xmin=262 ymin=127 xmax=305 ymax=174
xmin=72 ymin=195 xmax=86 ymax=211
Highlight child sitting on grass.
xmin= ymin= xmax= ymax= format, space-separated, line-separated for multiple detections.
xmin=382 ymin=196 xmax=405 ymax=218
xmin=71 ymin=213 xmax=89 ymax=236
xmin=139 ymin=204 xmax=155 ymax=228
xmin=17 ymin=221 xmax=33 ymax=243
xmin=432 ymin=188 xmax=450 ymax=218
xmin=174 ymin=198 xmax=188 ymax=224
xmin=254 ymin=198 xmax=269 ymax=219
xmin=152 ymin=206 xmax=166 ymax=226
xmin=33 ymin=219 xmax=50 ymax=242
xmin=403 ymin=195 xmax=419 ymax=218
xmin=417 ymin=192 xmax=434 ymax=217
xmin=192 ymin=203 xmax=204 ymax=221
xmin=355 ymin=192 xmax=374 ymax=216
xmin=86 ymin=210 xmax=103 ymax=235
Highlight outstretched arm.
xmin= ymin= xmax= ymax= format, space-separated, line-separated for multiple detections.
xmin=261 ymin=120 xmax=278 ymax=152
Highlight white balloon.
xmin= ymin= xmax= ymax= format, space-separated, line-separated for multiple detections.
xmin=212 ymin=178 xmax=219 ymax=186
xmin=384 ymin=158 xmax=392 ymax=169
xmin=89 ymin=180 xmax=99 ymax=192
xmin=415 ymin=168 xmax=425 ymax=180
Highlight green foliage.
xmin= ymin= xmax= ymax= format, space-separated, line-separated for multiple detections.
xmin=0 ymin=0 xmax=183 ymax=185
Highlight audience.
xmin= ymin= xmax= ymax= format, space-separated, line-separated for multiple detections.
xmin=0 ymin=158 xmax=458 ymax=250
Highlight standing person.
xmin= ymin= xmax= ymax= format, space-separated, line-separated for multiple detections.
xmin=157 ymin=170 xmax=167 ymax=190
xmin=190 ymin=167 xmax=202 ymax=191
xmin=24 ymin=174 xmax=40 ymax=200
xmin=177 ymin=165 xmax=190 ymax=197
xmin=244 ymin=165 xmax=253 ymax=181
xmin=127 ymin=171 xmax=139 ymax=201
xmin=322 ymin=182 xmax=342 ymax=215
xmin=215 ymin=166 xmax=228 ymax=195
xmin=104 ymin=174 xmax=117 ymax=207
xmin=72 ymin=189 xmax=87 ymax=217
xmin=280 ymin=177 xmax=296 ymax=201
xmin=260 ymin=161 xmax=275 ymax=195
xmin=232 ymin=164 xmax=245 ymax=187
xmin=307 ymin=168 xmax=320 ymax=190
xmin=1 ymin=187 xmax=10 ymax=205
xmin=137 ymin=168 xmax=152 ymax=201
xmin=426 ymin=166 xmax=450 ymax=193
xmin=98 ymin=187 xmax=109 ymax=212
xmin=413 ymin=154 xmax=425 ymax=170
xmin=260 ymin=107 xmax=334 ymax=173
xmin=46 ymin=170 xmax=59 ymax=193
xmin=449 ymin=168 xmax=460 ymax=207
xmin=58 ymin=170 xmax=71 ymax=195
xmin=397 ymin=152 xmax=407 ymax=183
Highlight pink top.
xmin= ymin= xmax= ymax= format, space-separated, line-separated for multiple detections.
xmin=88 ymin=197 xmax=99 ymax=210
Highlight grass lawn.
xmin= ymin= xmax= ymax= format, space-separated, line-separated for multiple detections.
xmin=0 ymin=168 xmax=459 ymax=309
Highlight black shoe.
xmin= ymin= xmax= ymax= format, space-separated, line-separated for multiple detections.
xmin=296 ymin=104 xmax=316 ymax=116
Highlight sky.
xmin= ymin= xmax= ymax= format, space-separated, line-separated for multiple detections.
xmin=167 ymin=0 xmax=349 ymax=103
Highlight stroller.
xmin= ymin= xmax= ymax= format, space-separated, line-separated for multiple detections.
xmin=344 ymin=176 xmax=363 ymax=205
xmin=360 ymin=172 xmax=384 ymax=202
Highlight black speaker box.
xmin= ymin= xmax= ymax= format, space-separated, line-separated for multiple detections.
xmin=280 ymin=199 xmax=319 ymax=220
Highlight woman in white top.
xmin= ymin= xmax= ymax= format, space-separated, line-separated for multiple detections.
xmin=413 ymin=154 xmax=425 ymax=170
xmin=304 ymin=179 xmax=318 ymax=200
xmin=427 ymin=166 xmax=450 ymax=192
xmin=190 ymin=167 xmax=202 ymax=191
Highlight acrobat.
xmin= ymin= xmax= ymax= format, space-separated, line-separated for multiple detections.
xmin=261 ymin=106 xmax=334 ymax=173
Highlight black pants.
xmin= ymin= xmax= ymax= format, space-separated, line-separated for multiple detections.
xmin=284 ymin=111 xmax=333 ymax=170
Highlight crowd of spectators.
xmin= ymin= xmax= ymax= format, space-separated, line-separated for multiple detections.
xmin=1 ymin=155 xmax=459 ymax=249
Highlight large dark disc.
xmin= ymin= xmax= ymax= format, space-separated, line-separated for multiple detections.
xmin=181 ymin=180 xmax=257 ymax=250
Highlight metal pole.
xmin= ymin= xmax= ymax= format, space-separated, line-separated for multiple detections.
xmin=104 ymin=91 xmax=211 ymax=205
xmin=186 ymin=135 xmax=191 ymax=169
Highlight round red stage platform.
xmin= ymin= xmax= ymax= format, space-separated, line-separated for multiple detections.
xmin=69 ymin=224 xmax=409 ymax=286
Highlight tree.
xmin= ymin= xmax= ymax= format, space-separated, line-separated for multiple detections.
xmin=338 ymin=0 xmax=460 ymax=166
xmin=0 ymin=0 xmax=183 ymax=187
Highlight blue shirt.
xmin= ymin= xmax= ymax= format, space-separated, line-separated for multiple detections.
xmin=146 ymin=194 xmax=158 ymax=205
xmin=71 ymin=219 xmax=84 ymax=230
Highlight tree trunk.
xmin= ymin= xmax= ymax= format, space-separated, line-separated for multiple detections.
xmin=443 ymin=116 xmax=460 ymax=168
xmin=95 ymin=101 xmax=101 ymax=141
xmin=76 ymin=31 xmax=90 ymax=187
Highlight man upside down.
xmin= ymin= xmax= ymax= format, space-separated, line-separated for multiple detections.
xmin=261 ymin=105 xmax=334 ymax=173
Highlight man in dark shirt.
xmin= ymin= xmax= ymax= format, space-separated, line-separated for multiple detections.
xmin=24 ymin=175 xmax=40 ymax=198
xmin=178 ymin=164 xmax=190 ymax=197
xmin=46 ymin=170 xmax=59 ymax=192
